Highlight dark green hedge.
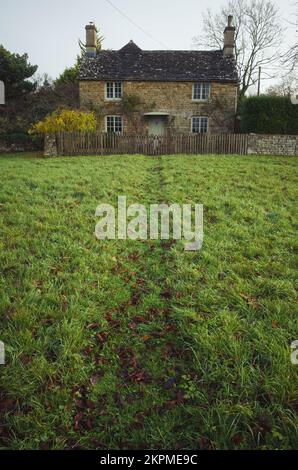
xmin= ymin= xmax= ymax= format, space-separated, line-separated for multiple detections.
xmin=240 ymin=96 xmax=298 ymax=135
xmin=0 ymin=132 xmax=43 ymax=151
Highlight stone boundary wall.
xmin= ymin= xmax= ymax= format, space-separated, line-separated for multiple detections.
xmin=248 ymin=134 xmax=298 ymax=156
xmin=44 ymin=134 xmax=58 ymax=157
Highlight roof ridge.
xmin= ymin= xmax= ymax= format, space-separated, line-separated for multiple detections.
xmin=139 ymin=49 xmax=222 ymax=53
xmin=79 ymin=44 xmax=238 ymax=82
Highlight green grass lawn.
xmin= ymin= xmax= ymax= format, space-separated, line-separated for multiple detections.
xmin=0 ymin=152 xmax=297 ymax=450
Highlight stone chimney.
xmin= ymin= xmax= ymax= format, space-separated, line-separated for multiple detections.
xmin=223 ymin=15 xmax=235 ymax=56
xmin=85 ymin=22 xmax=97 ymax=58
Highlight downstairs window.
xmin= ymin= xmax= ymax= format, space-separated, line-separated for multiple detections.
xmin=106 ymin=116 xmax=123 ymax=133
xmin=192 ymin=116 xmax=209 ymax=134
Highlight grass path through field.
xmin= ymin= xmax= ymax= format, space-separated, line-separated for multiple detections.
xmin=0 ymin=153 xmax=297 ymax=449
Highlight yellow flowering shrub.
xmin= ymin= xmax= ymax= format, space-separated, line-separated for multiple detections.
xmin=29 ymin=109 xmax=97 ymax=134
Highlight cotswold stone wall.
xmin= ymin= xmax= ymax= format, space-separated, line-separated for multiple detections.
xmin=44 ymin=134 xmax=58 ymax=157
xmin=79 ymin=80 xmax=238 ymax=134
xmin=248 ymin=134 xmax=298 ymax=156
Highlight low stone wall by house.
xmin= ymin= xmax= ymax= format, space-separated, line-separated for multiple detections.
xmin=248 ymin=134 xmax=298 ymax=156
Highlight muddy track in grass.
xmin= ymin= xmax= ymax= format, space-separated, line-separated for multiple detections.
xmin=68 ymin=156 xmax=197 ymax=450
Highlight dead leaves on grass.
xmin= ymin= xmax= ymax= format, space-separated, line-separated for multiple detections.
xmin=240 ymin=292 xmax=261 ymax=310
xmin=73 ymin=385 xmax=97 ymax=432
xmin=73 ymin=244 xmax=186 ymax=436
xmin=117 ymin=347 xmax=151 ymax=385
xmin=0 ymin=397 xmax=16 ymax=416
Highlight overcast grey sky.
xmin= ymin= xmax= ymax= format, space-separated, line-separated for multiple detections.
xmin=0 ymin=0 xmax=296 ymax=91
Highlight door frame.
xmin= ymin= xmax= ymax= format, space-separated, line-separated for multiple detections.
xmin=144 ymin=113 xmax=169 ymax=137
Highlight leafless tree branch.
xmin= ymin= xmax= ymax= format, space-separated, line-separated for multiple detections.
xmin=193 ymin=0 xmax=284 ymax=99
xmin=281 ymin=2 xmax=298 ymax=72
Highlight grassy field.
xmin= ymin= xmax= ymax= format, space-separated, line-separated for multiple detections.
xmin=0 ymin=152 xmax=297 ymax=450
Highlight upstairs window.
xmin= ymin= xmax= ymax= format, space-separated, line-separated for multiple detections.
xmin=192 ymin=116 xmax=208 ymax=134
xmin=193 ymin=83 xmax=210 ymax=101
xmin=106 ymin=116 xmax=123 ymax=133
xmin=106 ymin=82 xmax=123 ymax=100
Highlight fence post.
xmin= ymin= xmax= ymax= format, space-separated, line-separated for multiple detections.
xmin=52 ymin=132 xmax=255 ymax=156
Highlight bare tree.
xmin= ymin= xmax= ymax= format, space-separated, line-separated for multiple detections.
xmin=266 ymin=73 xmax=298 ymax=96
xmin=282 ymin=2 xmax=298 ymax=72
xmin=193 ymin=0 xmax=283 ymax=99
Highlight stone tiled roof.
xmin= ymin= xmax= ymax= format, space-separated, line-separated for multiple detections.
xmin=78 ymin=40 xmax=238 ymax=83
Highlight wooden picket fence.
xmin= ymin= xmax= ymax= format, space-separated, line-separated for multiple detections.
xmin=56 ymin=132 xmax=249 ymax=156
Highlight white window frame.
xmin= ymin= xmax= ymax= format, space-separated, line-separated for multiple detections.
xmin=192 ymin=83 xmax=211 ymax=101
xmin=105 ymin=82 xmax=123 ymax=101
xmin=105 ymin=115 xmax=124 ymax=134
xmin=191 ymin=116 xmax=209 ymax=134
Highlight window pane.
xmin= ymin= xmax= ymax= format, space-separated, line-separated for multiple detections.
xmin=107 ymin=116 xmax=114 ymax=132
xmin=106 ymin=83 xmax=114 ymax=98
xmin=114 ymin=116 xmax=123 ymax=133
xmin=192 ymin=117 xmax=208 ymax=134
xmin=193 ymin=83 xmax=201 ymax=100
xmin=114 ymin=82 xmax=123 ymax=98
xmin=106 ymin=116 xmax=123 ymax=133
xmin=106 ymin=82 xmax=122 ymax=99
xmin=193 ymin=83 xmax=210 ymax=100
xmin=200 ymin=117 xmax=208 ymax=133
xmin=192 ymin=117 xmax=200 ymax=133
xmin=202 ymin=83 xmax=210 ymax=100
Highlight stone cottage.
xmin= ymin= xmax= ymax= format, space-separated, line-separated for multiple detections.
xmin=78 ymin=17 xmax=238 ymax=135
